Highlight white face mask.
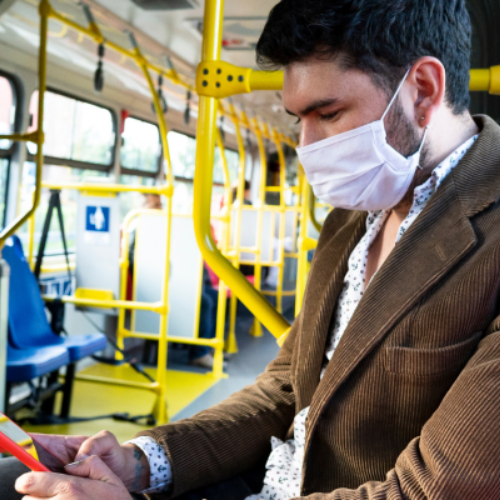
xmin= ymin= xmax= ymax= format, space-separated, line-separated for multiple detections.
xmin=296 ymin=68 xmax=429 ymax=211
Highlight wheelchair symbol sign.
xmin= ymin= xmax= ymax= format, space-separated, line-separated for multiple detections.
xmin=84 ymin=206 xmax=111 ymax=245
xmin=86 ymin=206 xmax=110 ymax=232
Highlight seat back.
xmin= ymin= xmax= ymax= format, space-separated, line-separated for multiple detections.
xmin=2 ymin=236 xmax=60 ymax=349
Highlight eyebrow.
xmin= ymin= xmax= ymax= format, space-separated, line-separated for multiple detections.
xmin=285 ymin=98 xmax=340 ymax=118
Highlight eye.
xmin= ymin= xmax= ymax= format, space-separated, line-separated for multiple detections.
xmin=295 ymin=117 xmax=301 ymax=125
xmin=319 ymin=111 xmax=339 ymax=122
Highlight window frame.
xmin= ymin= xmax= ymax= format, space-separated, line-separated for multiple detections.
xmin=120 ymin=114 xmax=162 ymax=179
xmin=26 ymin=87 xmax=118 ymax=172
xmin=169 ymin=129 xmax=238 ymax=187
xmin=0 ymin=69 xmax=23 ymax=227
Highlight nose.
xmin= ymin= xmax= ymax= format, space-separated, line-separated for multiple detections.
xmin=299 ymin=119 xmax=321 ymax=148
xmin=299 ymin=121 xmax=313 ymax=148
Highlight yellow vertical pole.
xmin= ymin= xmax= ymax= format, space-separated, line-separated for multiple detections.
xmin=1 ymin=0 xmax=48 ymax=249
xmin=27 ymin=191 xmax=36 ymax=270
xmin=137 ymin=55 xmax=174 ymax=424
xmin=193 ymin=0 xmax=291 ymax=346
xmin=228 ymin=104 xmax=246 ymax=342
xmin=214 ymin=129 xmax=232 ymax=362
xmin=249 ymin=118 xmax=268 ymax=338
xmin=34 ymin=1 xmax=48 ymax=225
xmin=296 ymin=170 xmax=310 ymax=316
xmin=273 ymin=130 xmax=287 ymax=314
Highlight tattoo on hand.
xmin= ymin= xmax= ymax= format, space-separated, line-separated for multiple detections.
xmin=132 ymin=463 xmax=145 ymax=492
xmin=131 ymin=447 xmax=145 ymax=492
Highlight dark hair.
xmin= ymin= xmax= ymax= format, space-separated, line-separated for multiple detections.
xmin=256 ymin=0 xmax=471 ymax=114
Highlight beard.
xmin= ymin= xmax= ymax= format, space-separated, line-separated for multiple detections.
xmin=384 ymin=98 xmax=432 ymax=211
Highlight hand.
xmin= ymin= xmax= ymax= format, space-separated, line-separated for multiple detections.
xmin=29 ymin=434 xmax=90 ymax=465
xmin=15 ymin=455 xmax=132 ymax=500
xmin=75 ymin=430 xmax=150 ymax=492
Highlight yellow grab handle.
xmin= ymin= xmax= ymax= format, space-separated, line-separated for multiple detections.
xmin=197 ymin=63 xmax=500 ymax=97
xmin=470 ymin=66 xmax=500 ymax=94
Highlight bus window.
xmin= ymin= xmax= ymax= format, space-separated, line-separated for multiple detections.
xmin=121 ymin=117 xmax=161 ymax=176
xmin=168 ymin=130 xmax=239 ymax=214
xmin=18 ymin=90 xmax=116 ymax=256
xmin=0 ymin=74 xmax=17 ymax=227
xmin=27 ymin=90 xmax=116 ymax=167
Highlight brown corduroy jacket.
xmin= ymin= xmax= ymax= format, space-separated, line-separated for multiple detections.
xmin=140 ymin=115 xmax=500 ymax=499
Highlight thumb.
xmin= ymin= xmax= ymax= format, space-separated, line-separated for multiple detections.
xmin=75 ymin=430 xmax=118 ymax=462
xmin=65 ymin=455 xmax=121 ymax=484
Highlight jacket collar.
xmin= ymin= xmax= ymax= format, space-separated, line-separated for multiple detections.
xmin=302 ymin=115 xmax=500 ymax=443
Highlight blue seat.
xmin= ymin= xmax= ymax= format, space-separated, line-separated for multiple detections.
xmin=2 ymin=236 xmax=107 ymax=362
xmin=7 ymin=343 xmax=70 ymax=383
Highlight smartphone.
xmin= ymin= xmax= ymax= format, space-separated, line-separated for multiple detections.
xmin=0 ymin=412 xmax=66 ymax=472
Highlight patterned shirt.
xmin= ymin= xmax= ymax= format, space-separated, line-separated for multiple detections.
xmin=129 ymin=135 xmax=478 ymax=497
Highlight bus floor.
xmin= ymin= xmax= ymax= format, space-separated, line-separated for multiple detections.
xmin=20 ymin=297 xmax=291 ymax=443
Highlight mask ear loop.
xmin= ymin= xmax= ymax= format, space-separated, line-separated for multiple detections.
xmin=381 ymin=67 xmax=412 ymax=122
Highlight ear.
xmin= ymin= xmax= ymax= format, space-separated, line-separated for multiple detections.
xmin=408 ymin=57 xmax=446 ymax=128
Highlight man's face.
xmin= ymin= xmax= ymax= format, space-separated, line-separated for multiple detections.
xmin=283 ymin=54 xmax=421 ymax=158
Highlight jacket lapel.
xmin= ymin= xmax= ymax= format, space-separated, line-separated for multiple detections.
xmin=295 ymin=211 xmax=366 ymax=409
xmin=306 ymin=139 xmax=481 ymax=438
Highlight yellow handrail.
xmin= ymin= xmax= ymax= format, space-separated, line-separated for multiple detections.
xmin=226 ymin=102 xmax=249 ymax=344
xmin=0 ymin=0 xmax=48 ymax=248
xmin=308 ymin=187 xmax=324 ymax=234
xmin=193 ymin=0 xmax=291 ymax=345
xmin=197 ymin=62 xmax=500 ymax=97
xmin=214 ymin=127 xmax=234 ymax=360
xmin=46 ymin=1 xmax=188 ymax=91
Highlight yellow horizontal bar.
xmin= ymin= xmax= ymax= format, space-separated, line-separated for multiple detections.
xmin=167 ymin=336 xmax=224 ymax=347
xmin=469 ymin=66 xmax=500 ymax=94
xmin=249 ymin=70 xmax=284 ymax=91
xmin=0 ymin=131 xmax=40 ymax=143
xmin=40 ymin=264 xmax=75 ymax=274
xmin=42 ymin=182 xmax=173 ymax=196
xmin=43 ymin=295 xmax=166 ymax=313
xmin=262 ymin=290 xmax=296 ymax=297
xmin=200 ymin=63 xmax=500 ymax=97
xmin=239 ymin=247 xmax=259 ymax=253
xmin=75 ymin=373 xmax=161 ymax=393
xmin=122 ymin=330 xmax=223 ymax=347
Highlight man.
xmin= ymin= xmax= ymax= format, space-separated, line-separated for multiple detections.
xmin=4 ymin=0 xmax=500 ymax=498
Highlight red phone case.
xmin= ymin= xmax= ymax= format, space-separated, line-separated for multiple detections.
xmin=0 ymin=426 xmax=50 ymax=472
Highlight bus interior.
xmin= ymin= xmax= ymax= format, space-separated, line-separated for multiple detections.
xmin=0 ymin=0 xmax=499 ymax=444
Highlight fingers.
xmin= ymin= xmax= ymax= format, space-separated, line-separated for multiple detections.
xmin=16 ymin=471 xmax=70 ymax=498
xmin=16 ymin=457 xmax=123 ymax=498
xmin=75 ymin=430 xmax=119 ymax=462
xmin=65 ymin=455 xmax=120 ymax=484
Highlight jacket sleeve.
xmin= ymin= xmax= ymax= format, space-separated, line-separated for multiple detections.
xmin=138 ymin=313 xmax=299 ymax=499
xmin=297 ymin=320 xmax=500 ymax=500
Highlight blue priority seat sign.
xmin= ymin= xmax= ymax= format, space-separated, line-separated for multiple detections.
xmin=84 ymin=206 xmax=111 ymax=245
